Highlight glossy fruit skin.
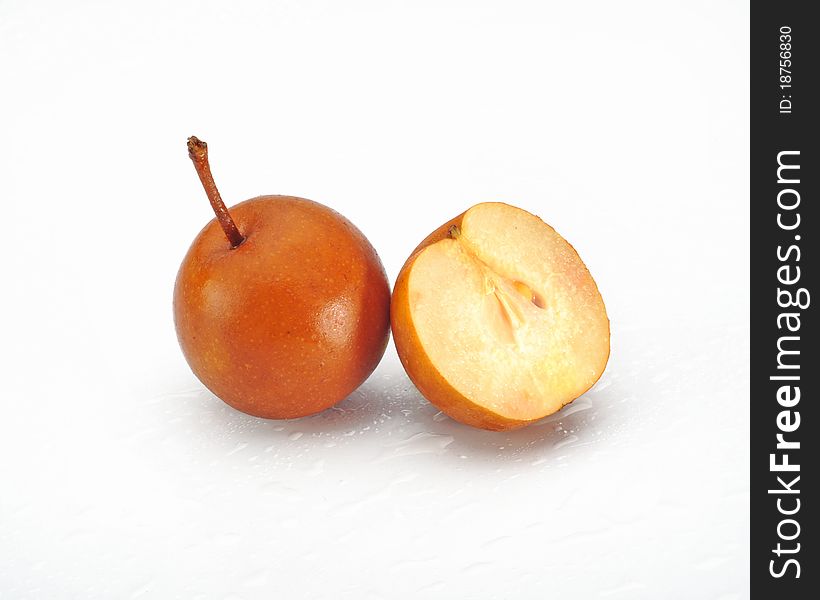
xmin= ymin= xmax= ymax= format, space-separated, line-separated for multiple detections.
xmin=174 ymin=195 xmax=390 ymax=419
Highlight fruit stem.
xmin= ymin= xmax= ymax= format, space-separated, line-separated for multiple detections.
xmin=187 ymin=136 xmax=246 ymax=248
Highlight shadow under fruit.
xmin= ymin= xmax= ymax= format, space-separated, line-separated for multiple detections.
xmin=173 ymin=137 xmax=390 ymax=419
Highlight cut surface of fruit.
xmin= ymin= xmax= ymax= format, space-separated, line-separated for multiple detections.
xmin=393 ymin=202 xmax=609 ymax=429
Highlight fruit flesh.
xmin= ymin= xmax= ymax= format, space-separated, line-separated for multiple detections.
xmin=174 ymin=195 xmax=390 ymax=419
xmin=392 ymin=202 xmax=609 ymax=430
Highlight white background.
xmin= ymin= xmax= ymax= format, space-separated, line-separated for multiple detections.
xmin=1 ymin=1 xmax=749 ymax=598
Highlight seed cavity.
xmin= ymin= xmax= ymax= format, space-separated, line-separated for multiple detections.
xmin=452 ymin=231 xmax=547 ymax=344
xmin=511 ymin=280 xmax=546 ymax=310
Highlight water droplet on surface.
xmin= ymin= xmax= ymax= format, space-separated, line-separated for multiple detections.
xmin=592 ymin=378 xmax=612 ymax=392
xmin=288 ymin=431 xmax=303 ymax=441
xmin=129 ymin=580 xmax=154 ymax=598
xmin=226 ymin=442 xmax=248 ymax=456
xmin=560 ymin=397 xmax=593 ymax=417
xmin=377 ymin=432 xmax=454 ymax=461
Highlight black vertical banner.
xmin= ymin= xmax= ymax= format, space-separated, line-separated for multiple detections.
xmin=751 ymin=2 xmax=817 ymax=598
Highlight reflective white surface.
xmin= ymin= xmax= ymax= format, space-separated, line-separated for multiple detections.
xmin=1 ymin=1 xmax=749 ymax=598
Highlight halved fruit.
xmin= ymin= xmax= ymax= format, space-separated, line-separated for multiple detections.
xmin=391 ymin=202 xmax=610 ymax=431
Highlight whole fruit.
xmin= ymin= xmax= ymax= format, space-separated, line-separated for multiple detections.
xmin=391 ymin=202 xmax=609 ymax=431
xmin=174 ymin=137 xmax=390 ymax=419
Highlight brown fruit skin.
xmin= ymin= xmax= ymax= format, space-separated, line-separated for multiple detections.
xmin=174 ymin=195 xmax=390 ymax=419
xmin=391 ymin=207 xmax=609 ymax=431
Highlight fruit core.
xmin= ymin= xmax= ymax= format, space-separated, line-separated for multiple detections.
xmin=447 ymin=223 xmax=548 ymax=346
